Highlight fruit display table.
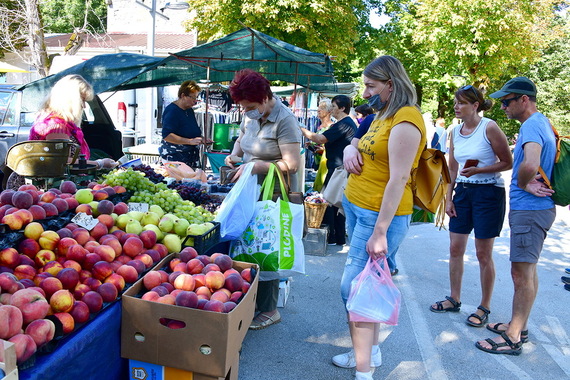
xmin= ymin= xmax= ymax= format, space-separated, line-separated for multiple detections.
xmin=19 ymin=302 xmax=126 ymax=380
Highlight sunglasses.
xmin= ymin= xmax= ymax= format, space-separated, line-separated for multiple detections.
xmin=501 ymin=95 xmax=523 ymax=108
xmin=460 ymin=85 xmax=479 ymax=98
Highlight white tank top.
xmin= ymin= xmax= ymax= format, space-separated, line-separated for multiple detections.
xmin=452 ymin=117 xmax=504 ymax=186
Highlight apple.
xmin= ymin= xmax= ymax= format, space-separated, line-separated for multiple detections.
xmin=75 ymin=188 xmax=94 ymax=204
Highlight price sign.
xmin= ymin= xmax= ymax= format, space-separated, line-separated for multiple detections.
xmin=128 ymin=203 xmax=149 ymax=213
xmin=71 ymin=212 xmax=98 ymax=230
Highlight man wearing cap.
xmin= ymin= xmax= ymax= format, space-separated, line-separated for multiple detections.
xmin=475 ymin=77 xmax=557 ymax=355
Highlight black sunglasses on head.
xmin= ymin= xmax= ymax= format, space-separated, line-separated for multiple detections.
xmin=460 ymin=85 xmax=479 ymax=98
xmin=501 ymin=95 xmax=523 ymax=107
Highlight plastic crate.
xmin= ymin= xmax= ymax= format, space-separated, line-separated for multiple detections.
xmin=124 ymin=153 xmax=161 ymax=165
xmin=182 ymin=222 xmax=221 ymax=255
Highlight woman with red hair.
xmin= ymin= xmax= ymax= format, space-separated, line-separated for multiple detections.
xmin=225 ymin=69 xmax=302 ymax=330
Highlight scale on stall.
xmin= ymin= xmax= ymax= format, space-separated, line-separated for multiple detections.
xmin=5 ymin=139 xmax=103 ymax=189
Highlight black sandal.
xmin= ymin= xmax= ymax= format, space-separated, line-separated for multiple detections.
xmin=430 ymin=296 xmax=461 ymax=313
xmin=475 ymin=332 xmax=522 ymax=356
xmin=466 ymin=305 xmax=490 ymax=327
xmin=486 ymin=322 xmax=529 ymax=343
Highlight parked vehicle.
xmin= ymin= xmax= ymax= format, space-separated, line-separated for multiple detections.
xmin=0 ymin=84 xmax=123 ymax=189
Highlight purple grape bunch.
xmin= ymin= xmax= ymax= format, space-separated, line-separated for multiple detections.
xmin=131 ymin=164 xmax=165 ymax=183
xmin=168 ymin=182 xmax=222 ymax=212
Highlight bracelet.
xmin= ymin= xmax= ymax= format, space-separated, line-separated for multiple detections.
xmin=96 ymin=159 xmax=103 ymax=169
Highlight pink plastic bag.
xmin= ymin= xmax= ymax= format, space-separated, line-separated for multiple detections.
xmin=346 ymin=257 xmax=401 ymax=325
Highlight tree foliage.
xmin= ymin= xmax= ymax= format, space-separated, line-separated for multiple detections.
xmin=184 ymin=0 xmax=376 ymax=63
xmin=40 ymin=0 xmax=106 ymax=34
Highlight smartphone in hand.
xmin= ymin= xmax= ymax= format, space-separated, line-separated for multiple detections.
xmin=464 ymin=159 xmax=479 ymax=168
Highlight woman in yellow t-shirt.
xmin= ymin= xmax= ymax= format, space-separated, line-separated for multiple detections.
xmin=331 ymin=56 xmax=426 ymax=380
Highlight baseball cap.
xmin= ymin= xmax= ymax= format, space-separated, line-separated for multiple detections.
xmin=490 ymin=77 xmax=537 ymax=98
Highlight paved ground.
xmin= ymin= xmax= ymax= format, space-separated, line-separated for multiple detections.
xmin=238 ymin=201 xmax=570 ymax=380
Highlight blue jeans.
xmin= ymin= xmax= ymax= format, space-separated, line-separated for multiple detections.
xmin=340 ymin=195 xmax=411 ymax=305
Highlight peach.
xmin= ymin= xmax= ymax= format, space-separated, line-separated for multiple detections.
xmin=9 ymin=288 xmax=50 ymax=324
xmin=223 ymin=301 xmax=237 ymax=313
xmin=56 ymin=268 xmax=80 ymax=290
xmin=229 ymin=291 xmax=243 ymax=303
xmin=97 ymin=282 xmax=118 ymax=303
xmin=113 ymin=202 xmax=128 ymax=215
xmin=73 ymin=283 xmax=91 ymax=300
xmin=113 ymin=185 xmax=127 ymax=194
xmin=224 ymin=273 xmax=244 ymax=293
xmin=119 ymin=233 xmax=138 ymax=245
xmin=242 ymin=281 xmax=251 ymax=294
xmin=193 ymin=273 xmax=206 ymax=288
xmin=205 ymin=271 xmax=225 ymax=291
xmin=123 ymin=237 xmax=144 ymax=258
xmin=18 ymin=255 xmax=35 ymax=267
xmin=51 ymin=198 xmax=69 ymax=213
xmin=97 ymin=200 xmax=114 ymax=215
xmin=210 ymin=290 xmax=229 ymax=303
xmin=0 ymin=304 xmax=23 ymax=339
xmin=66 ymin=244 xmax=88 ymax=263
xmin=50 ymin=289 xmax=74 ymax=313
xmin=151 ymin=285 xmax=169 ymax=297
xmin=116 ymin=265 xmax=138 ymax=284
xmin=56 ymin=228 xmax=73 ymax=239
xmin=13 ymin=265 xmax=36 ymax=281
xmin=139 ymin=230 xmax=157 ymax=249
xmin=214 ymin=255 xmax=233 ymax=272
xmin=145 ymin=249 xmax=161 ymax=264
xmin=56 ymin=237 xmax=78 ymax=257
xmin=223 ymin=268 xmax=240 ymax=278
xmin=172 ymin=262 xmax=188 ymax=273
xmin=241 ymin=267 xmax=254 ymax=283
xmin=202 ymin=263 xmax=221 ymax=274
xmin=82 ymin=291 xmax=103 ymax=313
xmin=39 ymin=277 xmax=63 ymax=298
xmin=0 ymin=248 xmax=20 ymax=268
xmin=134 ymin=253 xmax=153 ymax=269
xmin=0 ymin=293 xmax=12 ymax=305
xmin=39 ymin=190 xmax=57 ymax=203
xmin=115 ymin=254 xmax=130 ymax=265
xmin=63 ymin=260 xmax=81 ymax=273
xmin=160 ymin=282 xmax=174 ymax=293
xmin=173 ymin=273 xmax=195 ymax=291
xmin=42 ymin=261 xmax=63 ymax=277
xmin=8 ymin=333 xmax=37 ymax=364
xmin=175 ymin=291 xmax=198 ymax=308
xmin=25 ymin=318 xmax=56 ymax=348
xmin=35 ymin=249 xmax=57 ymax=267
xmin=39 ymin=230 xmax=60 ymax=251
xmin=79 ymin=269 xmax=92 ymax=282
xmin=72 ymin=228 xmax=91 ymax=246
xmin=64 ymin=197 xmax=80 ymax=210
xmin=152 ymin=243 xmax=168 ymax=259
xmin=53 ymin=312 xmax=75 ymax=334
xmin=1 ymin=212 xmax=25 ymax=230
xmin=65 ymin=222 xmax=79 ymax=231
xmin=28 ymin=204 xmax=47 ymax=220
xmin=203 ymin=299 xmax=224 ymax=313
xmin=169 ymin=258 xmax=181 ymax=272
xmin=126 ymin=260 xmax=145 ymax=275
xmin=83 ymin=253 xmax=102 ymax=271
xmin=94 ymin=190 xmax=109 ymax=201
xmin=196 ymin=255 xmax=212 ymax=266
xmin=179 ymin=247 xmax=198 ymax=262
xmin=70 ymin=300 xmax=90 ymax=323
xmin=143 ymin=271 xmax=162 ymax=291
xmin=97 ymin=214 xmax=115 ymax=229
xmin=0 ymin=189 xmax=15 ymax=205
xmin=24 ymin=222 xmax=44 ymax=241
xmin=157 ymin=294 xmax=175 ymax=305
xmin=195 ymin=286 xmax=211 ymax=299
xmin=59 ymin=180 xmax=77 ymax=194
xmin=90 ymin=222 xmax=108 ymax=241
xmin=92 ymin=261 xmax=113 ymax=281
xmin=104 ymin=273 xmax=125 ymax=292
xmin=12 ymin=191 xmax=33 ymax=209
xmin=196 ymin=298 xmax=208 ymax=309
xmin=83 ymin=277 xmax=102 ymax=292
xmin=94 ymin=244 xmax=116 ymax=263
xmin=84 ymin=240 xmax=100 ymax=253
xmin=110 ymin=260 xmax=123 ymax=272
xmin=186 ymin=259 xmax=205 ymax=275
xmin=141 ymin=291 xmax=160 ymax=302
xmin=41 ymin=202 xmax=59 ymax=217
xmin=168 ymin=271 xmax=183 ymax=285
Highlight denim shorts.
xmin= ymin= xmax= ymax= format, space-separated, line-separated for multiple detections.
xmin=509 ymin=208 xmax=556 ymax=263
xmin=340 ymin=195 xmax=411 ymax=306
xmin=449 ymin=183 xmax=506 ymax=239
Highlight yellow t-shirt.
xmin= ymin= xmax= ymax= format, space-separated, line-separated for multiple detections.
xmin=344 ymin=106 xmax=426 ymax=214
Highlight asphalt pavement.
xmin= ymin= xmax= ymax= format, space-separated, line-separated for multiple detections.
xmin=238 ymin=190 xmax=570 ymax=379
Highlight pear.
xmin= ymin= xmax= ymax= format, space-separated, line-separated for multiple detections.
xmin=140 ymin=211 xmax=160 ymax=226
xmin=187 ymin=223 xmax=208 ymax=236
xmin=158 ymin=217 xmax=174 ymax=233
xmin=126 ymin=219 xmax=143 ymax=235
xmin=149 ymin=205 xmax=165 ymax=218
xmin=173 ymin=218 xmax=190 ymax=237
xmin=127 ymin=210 xmax=144 ymax=222
xmin=163 ymin=234 xmax=182 ymax=253
xmin=163 ymin=213 xmax=180 ymax=223
xmin=116 ymin=214 xmax=132 ymax=229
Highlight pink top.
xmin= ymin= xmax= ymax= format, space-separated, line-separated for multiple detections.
xmin=29 ymin=112 xmax=90 ymax=159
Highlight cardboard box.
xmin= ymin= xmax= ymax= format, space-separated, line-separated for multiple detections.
xmin=121 ymin=254 xmax=258 ymax=378
xmin=128 ymin=352 xmax=239 ymax=380
xmin=277 ymin=277 xmax=291 ymax=308
xmin=0 ymin=340 xmax=18 ymax=380
xmin=303 ymin=227 xmax=329 ymax=256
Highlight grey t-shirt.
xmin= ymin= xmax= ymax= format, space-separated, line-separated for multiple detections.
xmin=239 ymin=97 xmax=302 ymax=191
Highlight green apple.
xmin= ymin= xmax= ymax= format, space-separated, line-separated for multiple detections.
xmin=158 ymin=217 xmax=174 ymax=233
xmin=126 ymin=220 xmax=143 ymax=235
xmin=149 ymin=205 xmax=165 ymax=219
xmin=143 ymin=224 xmax=164 ymax=241
xmin=173 ymin=218 xmax=190 ymax=237
xmin=163 ymin=234 xmax=182 ymax=253
xmin=140 ymin=211 xmax=160 ymax=226
xmin=75 ymin=188 xmax=94 ymax=204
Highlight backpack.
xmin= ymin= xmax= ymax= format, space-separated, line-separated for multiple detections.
xmin=538 ymin=124 xmax=570 ymax=206
xmin=410 ymin=148 xmax=451 ymax=224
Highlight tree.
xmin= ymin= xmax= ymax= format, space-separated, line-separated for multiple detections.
xmin=184 ymin=0 xmax=373 ymax=62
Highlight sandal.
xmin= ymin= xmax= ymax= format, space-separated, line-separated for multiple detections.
xmin=486 ymin=322 xmax=529 ymax=343
xmin=430 ymin=296 xmax=461 ymax=313
xmin=466 ymin=305 xmax=490 ymax=327
xmin=249 ymin=311 xmax=281 ymax=330
xmin=475 ymin=332 xmax=522 ymax=356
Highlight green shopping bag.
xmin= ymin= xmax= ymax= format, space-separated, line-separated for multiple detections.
xmin=230 ymin=164 xmax=305 ymax=277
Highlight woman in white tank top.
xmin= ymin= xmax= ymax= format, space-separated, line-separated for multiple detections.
xmin=430 ymin=85 xmax=512 ymax=329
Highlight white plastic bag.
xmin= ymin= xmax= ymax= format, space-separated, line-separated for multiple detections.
xmin=215 ymin=163 xmax=260 ymax=241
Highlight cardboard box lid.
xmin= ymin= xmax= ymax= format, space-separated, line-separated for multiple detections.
xmin=121 ymin=254 xmax=258 ymax=377
xmin=0 ymin=340 xmax=17 ymax=378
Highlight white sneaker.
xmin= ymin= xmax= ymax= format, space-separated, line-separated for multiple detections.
xmin=332 ymin=347 xmax=382 ymax=369
xmin=355 ymin=371 xmax=374 ymax=380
